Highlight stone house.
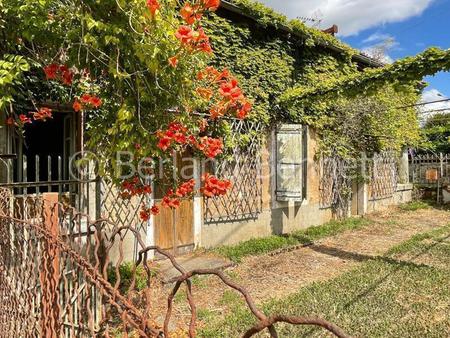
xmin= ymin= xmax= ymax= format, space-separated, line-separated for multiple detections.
xmin=0 ymin=1 xmax=413 ymax=258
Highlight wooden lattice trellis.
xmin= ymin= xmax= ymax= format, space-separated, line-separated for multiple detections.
xmin=369 ymin=151 xmax=398 ymax=200
xmin=100 ymin=178 xmax=146 ymax=228
xmin=203 ymin=119 xmax=263 ymax=223
xmin=318 ymin=156 xmax=354 ymax=217
xmin=319 ymin=157 xmax=334 ymax=208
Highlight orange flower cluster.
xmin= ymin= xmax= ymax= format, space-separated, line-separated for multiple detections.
xmin=197 ymin=136 xmax=223 ymax=158
xmin=32 ymin=107 xmax=53 ymax=121
xmin=44 ymin=64 xmax=73 ymax=85
xmin=146 ymin=0 xmax=160 ymax=16
xmin=201 ymin=173 xmax=232 ymax=197
xmin=161 ymin=191 xmax=181 ymax=209
xmin=157 ymin=122 xmax=190 ymax=151
xmin=121 ymin=176 xmax=152 ymax=199
xmin=180 ymin=3 xmax=202 ymax=25
xmin=19 ymin=114 xmax=32 ymax=124
xmin=156 ymin=121 xmax=223 ymax=159
xmin=196 ymin=66 xmax=252 ymax=120
xmin=175 ymin=26 xmax=212 ymax=54
xmin=175 ymin=179 xmax=196 ymax=197
xmin=73 ymin=93 xmax=102 ymax=112
xmin=140 ymin=205 xmax=160 ymax=221
xmin=6 ymin=107 xmax=54 ymax=127
xmin=168 ymin=0 xmax=220 ymax=66
xmin=138 ymin=179 xmax=197 ymax=219
xmin=180 ymin=0 xmax=219 ymax=26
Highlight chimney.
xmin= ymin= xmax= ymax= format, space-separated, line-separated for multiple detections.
xmin=323 ymin=25 xmax=338 ymax=36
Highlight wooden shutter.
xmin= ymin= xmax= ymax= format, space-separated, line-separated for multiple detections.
xmin=276 ymin=124 xmax=303 ymax=202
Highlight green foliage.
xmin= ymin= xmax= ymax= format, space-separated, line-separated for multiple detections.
xmin=225 ymin=0 xmax=358 ymax=56
xmin=203 ymin=14 xmax=296 ymax=124
xmin=1 ymin=0 xmax=210 ymax=176
xmin=398 ymin=200 xmax=430 ymax=212
xmin=281 ymin=47 xmax=450 ymax=105
xmin=0 ymin=54 xmax=29 ymax=110
xmin=107 ymin=262 xmax=149 ymax=293
xmin=0 ymin=0 xmax=441 ymax=163
xmin=213 ymin=217 xmax=369 ymax=263
xmin=421 ymin=113 xmax=450 ymax=153
xmin=204 ymin=3 xmax=424 ymax=157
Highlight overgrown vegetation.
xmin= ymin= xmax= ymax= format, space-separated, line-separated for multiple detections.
xmin=214 ymin=217 xmax=370 ymax=262
xmin=200 ymin=225 xmax=450 ymax=337
xmin=202 ymin=2 xmax=429 ymax=157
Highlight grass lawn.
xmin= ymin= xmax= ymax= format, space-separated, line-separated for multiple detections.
xmin=213 ymin=217 xmax=371 ymax=263
xmin=199 ymin=224 xmax=450 ymax=337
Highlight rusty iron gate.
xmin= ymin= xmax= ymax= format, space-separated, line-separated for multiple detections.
xmin=0 ymin=189 xmax=160 ymax=337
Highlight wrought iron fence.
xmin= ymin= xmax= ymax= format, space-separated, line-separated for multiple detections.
xmin=1 ymin=152 xmax=149 ymax=261
xmin=0 ymin=189 xmax=350 ymax=338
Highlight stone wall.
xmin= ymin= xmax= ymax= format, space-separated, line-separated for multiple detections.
xmin=367 ymin=183 xmax=413 ymax=213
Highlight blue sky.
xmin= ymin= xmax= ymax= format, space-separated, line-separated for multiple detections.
xmin=260 ymin=0 xmax=450 ymax=101
xmin=342 ymin=0 xmax=450 ymax=97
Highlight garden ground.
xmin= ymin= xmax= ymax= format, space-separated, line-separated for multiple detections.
xmin=149 ymin=202 xmax=449 ymax=337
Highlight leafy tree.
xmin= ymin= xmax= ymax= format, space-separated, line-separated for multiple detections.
xmin=421 ymin=113 xmax=450 ymax=153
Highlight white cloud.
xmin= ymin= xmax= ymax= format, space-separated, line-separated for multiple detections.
xmin=363 ymin=32 xmax=392 ymax=44
xmin=419 ymin=89 xmax=450 ymax=123
xmin=421 ymin=89 xmax=450 ymax=108
xmin=258 ymin=0 xmax=433 ymax=36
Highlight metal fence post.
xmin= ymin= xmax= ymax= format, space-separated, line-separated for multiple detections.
xmin=40 ymin=193 xmax=60 ymax=338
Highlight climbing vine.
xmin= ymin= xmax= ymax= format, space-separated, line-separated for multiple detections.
xmin=202 ymin=4 xmax=425 ymax=157
xmin=0 ymin=0 xmax=251 ymax=218
xmin=1 ymin=0 xmax=448 ymax=212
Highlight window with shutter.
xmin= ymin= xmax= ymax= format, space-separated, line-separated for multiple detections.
xmin=276 ymin=124 xmax=304 ymax=202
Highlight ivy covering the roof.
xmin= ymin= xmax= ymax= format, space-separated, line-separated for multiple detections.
xmin=280 ymin=47 xmax=450 ymax=109
xmin=223 ymin=0 xmax=360 ymax=58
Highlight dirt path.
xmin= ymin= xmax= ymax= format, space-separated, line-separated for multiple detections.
xmin=151 ymin=206 xmax=449 ymax=326
xmin=191 ymin=207 xmax=449 ymax=307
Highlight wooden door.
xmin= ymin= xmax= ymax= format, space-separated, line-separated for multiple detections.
xmin=153 ymin=151 xmax=195 ymax=255
xmin=154 ymin=198 xmax=194 ymax=255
